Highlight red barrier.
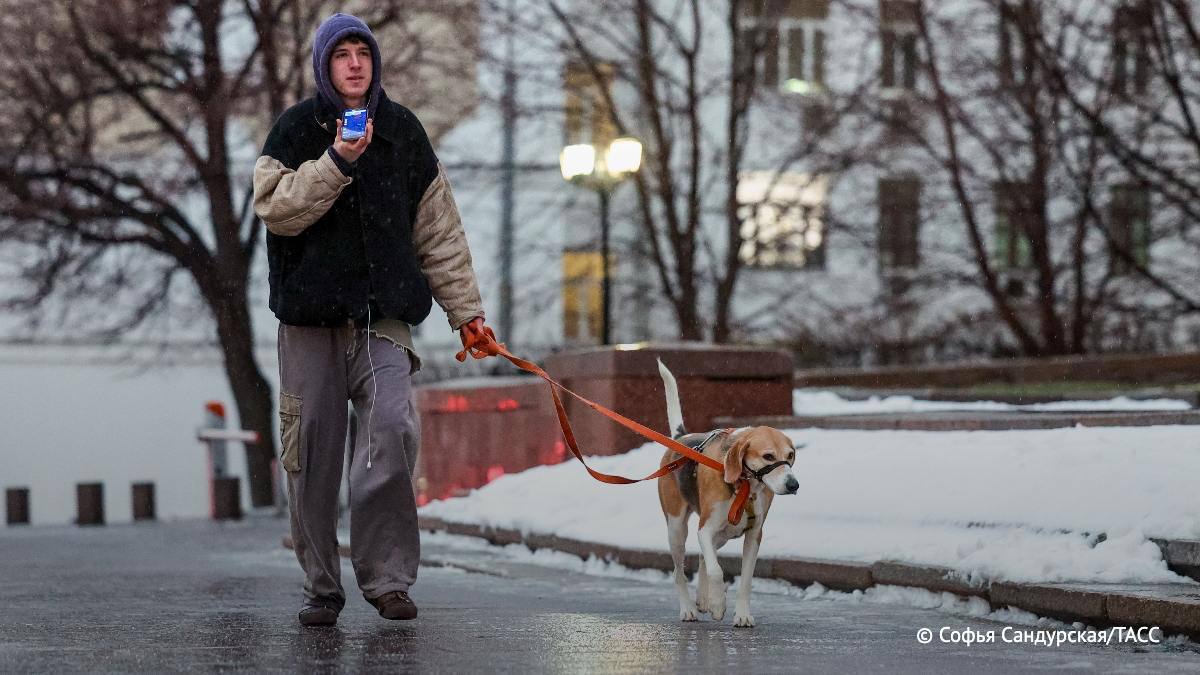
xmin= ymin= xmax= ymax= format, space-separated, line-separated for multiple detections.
xmin=414 ymin=377 xmax=562 ymax=504
xmin=413 ymin=343 xmax=794 ymax=506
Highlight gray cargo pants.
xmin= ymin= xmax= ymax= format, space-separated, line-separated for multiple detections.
xmin=277 ymin=323 xmax=421 ymax=611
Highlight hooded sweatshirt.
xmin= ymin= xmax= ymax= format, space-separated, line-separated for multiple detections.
xmin=311 ymin=12 xmax=384 ymax=119
xmin=251 ymin=13 xmax=486 ymax=335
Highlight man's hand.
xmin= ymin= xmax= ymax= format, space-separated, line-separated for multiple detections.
xmin=458 ymin=317 xmax=489 ymax=348
xmin=457 ymin=316 xmax=501 ymax=362
xmin=455 ymin=317 xmax=507 ymax=363
xmin=332 ymin=117 xmax=373 ymax=164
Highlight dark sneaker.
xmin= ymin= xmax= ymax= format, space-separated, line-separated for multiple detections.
xmin=298 ymin=603 xmax=339 ymax=626
xmin=369 ymin=591 xmax=418 ymax=620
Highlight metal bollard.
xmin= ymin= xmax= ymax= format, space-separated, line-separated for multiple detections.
xmin=212 ymin=477 xmax=242 ymax=520
xmin=76 ymin=482 xmax=104 ymax=526
xmin=6 ymin=487 xmax=30 ymax=525
xmin=132 ymin=482 xmax=156 ymax=521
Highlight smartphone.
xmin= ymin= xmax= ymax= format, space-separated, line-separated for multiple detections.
xmin=341 ymin=108 xmax=368 ymax=141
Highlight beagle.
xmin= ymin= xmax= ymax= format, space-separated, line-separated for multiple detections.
xmin=655 ymin=359 xmax=799 ymax=627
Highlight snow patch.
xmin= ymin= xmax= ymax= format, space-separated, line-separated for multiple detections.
xmin=421 ymin=426 xmax=1200 ymax=584
xmin=793 ymin=390 xmax=1191 ymax=416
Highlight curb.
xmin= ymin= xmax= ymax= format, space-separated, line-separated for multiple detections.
xmin=989 ymin=582 xmax=1107 ymax=625
xmin=1153 ymin=538 xmax=1200 ymax=581
xmin=410 ymin=516 xmax=1200 ymax=641
xmin=870 ymin=561 xmax=988 ymax=598
xmin=1107 ymin=593 xmax=1200 ymax=639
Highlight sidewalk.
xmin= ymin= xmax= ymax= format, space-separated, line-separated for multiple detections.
xmin=411 ymin=413 xmax=1200 ymax=642
xmin=415 ymin=516 xmax=1200 ymax=641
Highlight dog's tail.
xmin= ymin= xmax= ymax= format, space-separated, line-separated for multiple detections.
xmin=657 ymin=358 xmax=686 ymax=437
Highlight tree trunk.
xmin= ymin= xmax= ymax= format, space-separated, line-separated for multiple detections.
xmin=713 ymin=0 xmax=752 ymax=345
xmin=210 ymin=282 xmax=276 ymax=508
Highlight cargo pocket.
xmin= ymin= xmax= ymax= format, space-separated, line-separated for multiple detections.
xmin=279 ymin=392 xmax=303 ymax=472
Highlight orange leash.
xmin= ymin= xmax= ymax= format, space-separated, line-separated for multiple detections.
xmin=455 ymin=327 xmax=751 ymax=525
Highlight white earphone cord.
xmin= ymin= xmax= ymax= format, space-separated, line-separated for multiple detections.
xmin=365 ymin=304 xmax=378 ymax=469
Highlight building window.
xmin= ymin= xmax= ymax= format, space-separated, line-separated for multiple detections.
xmin=1112 ymin=2 xmax=1152 ymax=97
xmin=1109 ymin=184 xmax=1150 ymax=273
xmin=737 ymin=171 xmax=827 ymax=269
xmin=564 ymin=61 xmax=616 ymax=148
xmin=783 ymin=19 xmax=826 ymax=94
xmin=994 ymin=181 xmax=1034 ymax=270
xmin=739 ymin=0 xmax=829 ymax=95
xmin=880 ymin=0 xmax=918 ymax=91
xmin=562 ymin=250 xmax=605 ymax=343
xmin=878 ymin=178 xmax=921 ymax=270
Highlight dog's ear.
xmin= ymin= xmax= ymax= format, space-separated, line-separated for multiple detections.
xmin=724 ymin=434 xmax=750 ymax=484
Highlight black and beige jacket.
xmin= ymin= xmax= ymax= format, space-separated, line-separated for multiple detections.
xmin=253 ymin=91 xmax=484 ymax=331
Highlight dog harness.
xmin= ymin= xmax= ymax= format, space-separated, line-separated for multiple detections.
xmin=672 ymin=429 xmax=731 ymax=514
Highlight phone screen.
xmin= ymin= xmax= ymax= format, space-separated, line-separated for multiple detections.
xmin=342 ymin=108 xmax=368 ymax=141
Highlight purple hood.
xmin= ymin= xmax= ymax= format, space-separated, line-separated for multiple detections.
xmin=312 ymin=13 xmax=383 ymax=117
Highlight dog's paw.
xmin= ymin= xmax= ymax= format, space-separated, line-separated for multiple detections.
xmin=704 ymin=582 xmax=726 ymax=619
xmin=707 ymin=594 xmax=726 ymax=621
xmin=733 ymin=613 xmax=755 ymax=628
xmin=679 ymin=606 xmax=699 ymax=622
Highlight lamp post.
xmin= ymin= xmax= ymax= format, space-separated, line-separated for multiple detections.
xmin=559 ymin=137 xmax=642 ymax=345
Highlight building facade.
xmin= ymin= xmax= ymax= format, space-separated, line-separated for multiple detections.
xmin=431 ymin=0 xmax=1200 ymax=368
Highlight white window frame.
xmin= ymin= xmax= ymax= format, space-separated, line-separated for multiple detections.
xmin=737 ymin=172 xmax=828 ymax=269
xmin=880 ymin=20 xmax=918 ymax=96
xmin=780 ymin=18 xmax=826 ymax=95
xmin=740 ymin=15 xmax=827 ymax=95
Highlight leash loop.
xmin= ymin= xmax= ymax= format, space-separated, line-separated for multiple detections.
xmin=454 ymin=333 xmax=752 ymax=524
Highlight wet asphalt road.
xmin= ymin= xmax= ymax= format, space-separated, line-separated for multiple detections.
xmin=1 ymin=518 xmax=1197 ymax=673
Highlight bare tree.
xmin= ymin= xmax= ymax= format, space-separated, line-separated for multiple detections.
xmin=1037 ymin=0 xmax=1200 ymax=312
xmin=525 ymin=0 xmax=792 ymax=341
xmin=889 ymin=0 xmax=1195 ymax=356
xmin=0 ymin=0 xmax=478 ymax=506
xmin=744 ymin=0 xmax=1200 ymax=363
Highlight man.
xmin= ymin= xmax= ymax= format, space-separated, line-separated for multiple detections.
xmin=253 ymin=12 xmax=491 ymax=627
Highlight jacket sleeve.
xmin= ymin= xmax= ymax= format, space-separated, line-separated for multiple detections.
xmin=412 ymin=161 xmax=486 ymax=331
xmin=253 ymin=151 xmax=352 ymax=236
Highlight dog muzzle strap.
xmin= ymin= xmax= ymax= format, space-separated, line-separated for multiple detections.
xmin=747 ymin=460 xmax=792 ymax=481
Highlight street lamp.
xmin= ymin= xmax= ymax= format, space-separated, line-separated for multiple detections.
xmin=559 ymin=136 xmax=643 ymax=345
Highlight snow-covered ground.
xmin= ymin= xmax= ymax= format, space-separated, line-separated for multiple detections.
xmin=4 ymin=344 xmax=1194 ymax=555
xmin=421 ymin=426 xmax=1200 ymax=585
xmin=793 ymin=390 xmax=1192 ymax=416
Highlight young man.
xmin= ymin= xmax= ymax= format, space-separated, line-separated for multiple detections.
xmin=253 ymin=13 xmax=491 ymax=626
